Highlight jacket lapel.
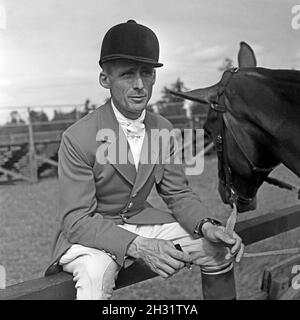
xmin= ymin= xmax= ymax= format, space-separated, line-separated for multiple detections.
xmin=132 ymin=112 xmax=160 ymax=194
xmin=97 ymin=101 xmax=137 ymax=186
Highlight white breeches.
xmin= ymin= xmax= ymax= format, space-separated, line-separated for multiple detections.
xmin=59 ymin=222 xmax=228 ymax=300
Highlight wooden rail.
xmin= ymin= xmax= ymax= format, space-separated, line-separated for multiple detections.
xmin=235 ymin=204 xmax=300 ymax=245
xmin=1 ymin=204 xmax=300 ymax=300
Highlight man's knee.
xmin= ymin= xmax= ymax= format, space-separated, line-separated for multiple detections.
xmin=62 ymin=249 xmax=120 ymax=300
xmin=80 ymin=253 xmax=110 ymax=280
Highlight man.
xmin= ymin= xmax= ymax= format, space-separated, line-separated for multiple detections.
xmin=45 ymin=20 xmax=244 ymax=300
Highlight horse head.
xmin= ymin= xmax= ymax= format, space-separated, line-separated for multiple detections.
xmin=170 ymin=42 xmax=297 ymax=212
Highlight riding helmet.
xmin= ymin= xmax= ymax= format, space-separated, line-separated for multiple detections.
xmin=99 ymin=20 xmax=163 ymax=68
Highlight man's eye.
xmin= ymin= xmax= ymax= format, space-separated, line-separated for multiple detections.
xmin=141 ymin=70 xmax=153 ymax=76
xmin=122 ymin=71 xmax=134 ymax=77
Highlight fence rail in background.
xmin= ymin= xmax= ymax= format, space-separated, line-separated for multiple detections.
xmin=1 ymin=204 xmax=300 ymax=300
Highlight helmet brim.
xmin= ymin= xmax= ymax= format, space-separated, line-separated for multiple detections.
xmin=99 ymin=54 xmax=163 ymax=68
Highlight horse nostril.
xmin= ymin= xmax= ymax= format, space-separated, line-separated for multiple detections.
xmin=218 ymin=182 xmax=257 ymax=212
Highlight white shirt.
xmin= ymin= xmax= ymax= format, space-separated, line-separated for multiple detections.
xmin=111 ymin=100 xmax=145 ymax=171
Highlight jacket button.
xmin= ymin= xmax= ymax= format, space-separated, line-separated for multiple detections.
xmin=132 ymin=193 xmax=137 ymax=197
xmin=128 ymin=202 xmax=133 ymax=208
xmin=120 ymin=214 xmax=127 ymax=220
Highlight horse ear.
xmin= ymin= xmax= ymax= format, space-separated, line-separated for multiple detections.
xmin=169 ymin=84 xmax=219 ymax=104
xmin=238 ymin=41 xmax=257 ymax=68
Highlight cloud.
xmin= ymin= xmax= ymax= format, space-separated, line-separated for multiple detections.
xmin=0 ymin=4 xmax=6 ymax=30
xmin=0 ymin=78 xmax=13 ymax=87
xmin=293 ymin=49 xmax=300 ymax=68
xmin=191 ymin=45 xmax=228 ymax=63
xmin=176 ymin=43 xmax=228 ymax=63
xmin=250 ymin=43 xmax=264 ymax=56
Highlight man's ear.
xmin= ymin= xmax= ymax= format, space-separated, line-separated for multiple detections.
xmin=152 ymin=69 xmax=156 ymax=85
xmin=99 ymin=71 xmax=111 ymax=89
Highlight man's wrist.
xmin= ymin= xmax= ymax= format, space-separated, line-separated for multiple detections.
xmin=194 ymin=218 xmax=222 ymax=237
xmin=126 ymin=236 xmax=143 ymax=258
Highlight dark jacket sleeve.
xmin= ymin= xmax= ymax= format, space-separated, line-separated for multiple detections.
xmin=58 ymin=132 xmax=137 ymax=266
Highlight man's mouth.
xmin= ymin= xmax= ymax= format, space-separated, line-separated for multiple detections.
xmin=128 ymin=95 xmax=147 ymax=103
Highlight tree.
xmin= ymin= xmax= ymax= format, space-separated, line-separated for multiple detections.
xmin=156 ymin=78 xmax=188 ymax=116
xmin=52 ymin=99 xmax=98 ymax=122
xmin=52 ymin=108 xmax=77 ymax=121
xmin=29 ymin=109 xmax=49 ymax=122
xmin=7 ymin=110 xmax=25 ymax=125
xmin=160 ymin=78 xmax=188 ymax=104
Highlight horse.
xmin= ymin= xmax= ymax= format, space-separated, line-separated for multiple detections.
xmin=171 ymin=42 xmax=300 ymax=213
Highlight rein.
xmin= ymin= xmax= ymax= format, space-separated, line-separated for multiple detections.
xmin=211 ymin=68 xmax=300 ymax=258
xmin=264 ymin=176 xmax=300 ymax=199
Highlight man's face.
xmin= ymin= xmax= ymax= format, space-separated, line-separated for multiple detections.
xmin=100 ymin=60 xmax=156 ymax=119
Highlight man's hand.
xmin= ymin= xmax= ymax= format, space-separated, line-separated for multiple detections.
xmin=126 ymin=236 xmax=192 ymax=279
xmin=201 ymin=223 xmax=244 ymax=263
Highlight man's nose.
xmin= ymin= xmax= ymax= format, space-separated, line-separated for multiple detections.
xmin=132 ymin=73 xmax=144 ymax=89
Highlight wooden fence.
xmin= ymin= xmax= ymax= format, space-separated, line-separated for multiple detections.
xmin=1 ymin=204 xmax=300 ymax=300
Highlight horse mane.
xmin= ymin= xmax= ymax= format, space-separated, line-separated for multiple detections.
xmin=240 ymin=67 xmax=300 ymax=107
xmin=255 ymin=67 xmax=300 ymax=83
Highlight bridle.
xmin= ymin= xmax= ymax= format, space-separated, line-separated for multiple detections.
xmin=210 ymin=68 xmax=276 ymax=207
xmin=211 ymin=68 xmax=300 ymax=259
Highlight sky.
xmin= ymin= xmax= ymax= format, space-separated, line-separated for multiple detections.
xmin=0 ymin=0 xmax=299 ymax=122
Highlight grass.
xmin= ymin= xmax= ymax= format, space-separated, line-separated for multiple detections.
xmin=0 ymin=155 xmax=299 ymax=299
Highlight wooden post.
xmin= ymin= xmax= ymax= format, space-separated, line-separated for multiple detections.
xmin=75 ymin=106 xmax=80 ymax=121
xmin=27 ymin=108 xmax=38 ymax=183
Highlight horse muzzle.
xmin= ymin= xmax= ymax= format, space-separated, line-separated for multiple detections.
xmin=218 ymin=182 xmax=257 ymax=213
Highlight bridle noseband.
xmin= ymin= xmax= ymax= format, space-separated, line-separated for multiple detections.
xmin=210 ymin=68 xmax=276 ymax=207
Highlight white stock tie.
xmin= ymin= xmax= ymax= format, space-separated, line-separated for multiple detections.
xmin=118 ymin=119 xmax=145 ymax=140
xmin=111 ymin=101 xmax=146 ymax=170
